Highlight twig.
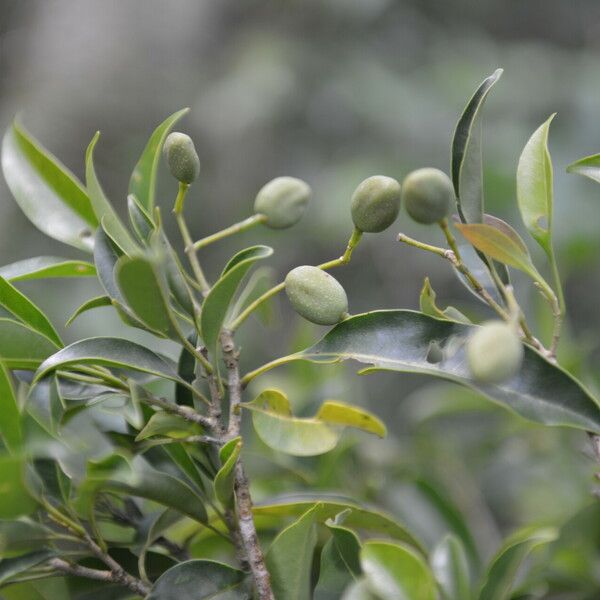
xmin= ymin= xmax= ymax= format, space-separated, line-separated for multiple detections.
xmin=141 ymin=394 xmax=215 ymax=429
xmin=193 ymin=214 xmax=267 ymax=250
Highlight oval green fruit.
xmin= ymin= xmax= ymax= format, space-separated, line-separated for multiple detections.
xmin=401 ymin=168 xmax=453 ymax=224
xmin=163 ymin=132 xmax=200 ymax=184
xmin=285 ymin=266 xmax=348 ymax=325
xmin=467 ymin=321 xmax=523 ymax=384
xmin=351 ymin=175 xmax=402 ymax=233
xmin=254 ymin=176 xmax=311 ymax=229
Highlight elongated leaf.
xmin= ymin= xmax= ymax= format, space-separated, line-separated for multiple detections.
xmin=66 ymin=296 xmax=112 ymax=326
xmin=431 ymin=535 xmax=470 ymax=600
xmin=419 ymin=278 xmax=470 ymax=324
xmin=128 ymin=193 xmax=155 ymax=242
xmin=136 ymin=412 xmax=202 ymax=441
xmin=0 ymin=550 xmax=54 ymax=586
xmin=27 ymin=375 xmax=64 ymax=434
xmin=0 ymin=319 xmax=59 ymax=369
xmin=266 ymin=504 xmax=319 ymax=600
xmin=0 ymin=257 xmax=96 ymax=282
xmin=0 ymin=455 xmax=37 ymax=518
xmin=85 ymin=132 xmax=138 ymax=255
xmin=2 ymin=121 xmax=97 ymax=251
xmin=245 ymin=389 xmax=386 ymax=456
xmin=567 ymin=152 xmax=600 ymax=184
xmin=0 ymin=277 xmax=61 ymax=346
xmin=478 ymin=527 xmax=557 ymax=600
xmin=93 ymin=228 xmax=124 ymax=302
xmin=146 ymin=559 xmax=249 ymax=599
xmin=0 ymin=520 xmax=53 ymax=554
xmin=214 ymin=437 xmax=241 ymax=507
xmin=361 ymin=540 xmax=437 ymax=600
xmin=158 ymin=232 xmax=196 ymax=317
xmin=202 ymin=245 xmax=273 ymax=358
xmin=452 ymin=68 xmax=502 ymax=224
xmin=516 ymin=114 xmax=556 ymax=253
xmin=175 ymin=335 xmax=196 ymax=407
xmin=283 ymin=311 xmax=600 ymax=432
xmin=0 ymin=363 xmax=22 ymax=452
xmin=129 ymin=108 xmax=189 ymax=212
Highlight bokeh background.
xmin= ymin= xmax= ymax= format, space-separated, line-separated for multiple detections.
xmin=2 ymin=0 xmax=600 ymax=593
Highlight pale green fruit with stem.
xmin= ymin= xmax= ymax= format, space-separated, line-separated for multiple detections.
xmin=401 ymin=167 xmax=453 ymax=224
xmin=351 ymin=175 xmax=402 ymax=233
xmin=254 ymin=176 xmax=311 ymax=229
xmin=163 ymin=132 xmax=200 ymax=184
xmin=285 ymin=265 xmax=348 ymax=325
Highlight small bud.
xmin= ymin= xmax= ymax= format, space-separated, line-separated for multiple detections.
xmin=401 ymin=168 xmax=453 ymax=225
xmin=466 ymin=321 xmax=523 ymax=384
xmin=163 ymin=132 xmax=200 ymax=184
xmin=285 ymin=265 xmax=348 ymax=325
xmin=426 ymin=341 xmax=444 ymax=364
xmin=351 ymin=175 xmax=402 ymax=233
xmin=254 ymin=176 xmax=311 ymax=229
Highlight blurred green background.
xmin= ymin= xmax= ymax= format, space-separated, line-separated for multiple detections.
xmin=2 ymin=0 xmax=600 ymax=594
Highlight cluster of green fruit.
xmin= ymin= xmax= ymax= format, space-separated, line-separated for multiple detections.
xmin=164 ymin=132 xmax=523 ymax=385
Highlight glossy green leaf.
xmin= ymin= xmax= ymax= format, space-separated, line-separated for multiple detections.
xmin=245 ymin=389 xmax=386 ymax=456
xmin=93 ymin=227 xmax=125 ymax=303
xmin=27 ymin=375 xmax=64 ymax=435
xmin=431 ymin=535 xmax=470 ymax=600
xmin=85 ymin=132 xmax=138 ymax=255
xmin=129 ymin=108 xmax=189 ymax=212
xmin=361 ymin=540 xmax=437 ymax=600
xmin=0 ymin=363 xmax=22 ymax=452
xmin=0 ymin=319 xmax=59 ymax=369
xmin=0 ymin=455 xmax=37 ymax=518
xmin=136 ymin=412 xmax=202 ymax=441
xmin=0 ymin=276 xmax=62 ymax=346
xmin=452 ymin=68 xmax=502 ymax=224
xmin=214 ymin=437 xmax=241 ymax=507
xmin=341 ymin=579 xmax=379 ymax=600
xmin=146 ymin=559 xmax=249 ymax=599
xmin=567 ymin=152 xmax=600 ymax=184
xmin=1 ymin=121 xmax=97 ymax=251
xmin=516 ymin=114 xmax=556 ymax=254
xmin=0 ymin=520 xmax=53 ymax=554
xmin=477 ymin=527 xmax=557 ymax=600
xmin=282 ymin=311 xmax=600 ymax=432
xmin=266 ymin=504 xmax=319 ymax=600
xmin=128 ymin=193 xmax=155 ymax=242
xmin=0 ymin=550 xmax=54 ymax=586
xmin=65 ymin=296 xmax=112 ymax=327
xmin=0 ymin=257 xmax=96 ymax=282
xmin=419 ymin=278 xmax=470 ymax=325
xmin=201 ymin=245 xmax=273 ymax=359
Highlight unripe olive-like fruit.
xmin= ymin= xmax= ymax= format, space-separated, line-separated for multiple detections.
xmin=285 ymin=265 xmax=348 ymax=325
xmin=401 ymin=168 xmax=453 ymax=224
xmin=254 ymin=176 xmax=311 ymax=229
xmin=466 ymin=321 xmax=523 ymax=384
xmin=163 ymin=132 xmax=200 ymax=184
xmin=351 ymin=175 xmax=402 ymax=233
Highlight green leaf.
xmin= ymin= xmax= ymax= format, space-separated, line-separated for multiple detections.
xmin=0 ymin=363 xmax=22 ymax=452
xmin=129 ymin=108 xmax=189 ymax=212
xmin=285 ymin=311 xmax=600 ymax=432
xmin=0 ymin=455 xmax=37 ymax=518
xmin=115 ymin=255 xmax=179 ymax=338
xmin=452 ymin=68 xmax=502 ymax=224
xmin=27 ymin=375 xmax=64 ymax=434
xmin=431 ymin=535 xmax=471 ymax=600
xmin=567 ymin=152 xmax=600 ymax=184
xmin=477 ymin=527 xmax=557 ymax=600
xmin=361 ymin=540 xmax=437 ymax=600
xmin=0 ymin=319 xmax=59 ymax=369
xmin=230 ymin=266 xmax=277 ymax=326
xmin=0 ymin=550 xmax=54 ymax=586
xmin=0 ymin=276 xmax=62 ymax=346
xmin=0 ymin=520 xmax=53 ymax=554
xmin=175 ymin=336 xmax=196 ymax=407
xmin=214 ymin=437 xmax=241 ymax=507
xmin=516 ymin=114 xmax=556 ymax=254
xmin=1 ymin=121 xmax=97 ymax=251
xmin=128 ymin=194 xmax=155 ymax=242
xmin=201 ymin=245 xmax=273 ymax=359
xmin=245 ymin=389 xmax=386 ymax=456
xmin=93 ymin=228 xmax=125 ymax=303
xmin=136 ymin=412 xmax=202 ymax=441
xmin=0 ymin=257 xmax=96 ymax=282
xmin=146 ymin=559 xmax=249 ymax=599
xmin=341 ymin=579 xmax=379 ymax=600
xmin=419 ymin=278 xmax=469 ymax=324
xmin=266 ymin=503 xmax=319 ymax=600
xmin=85 ymin=132 xmax=138 ymax=255
xmin=65 ymin=296 xmax=112 ymax=327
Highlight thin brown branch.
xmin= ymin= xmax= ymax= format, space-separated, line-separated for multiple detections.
xmin=141 ymin=394 xmax=215 ymax=429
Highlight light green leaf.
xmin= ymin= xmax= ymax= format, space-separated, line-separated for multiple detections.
xmin=128 ymin=193 xmax=155 ymax=242
xmin=0 ymin=363 xmax=22 ymax=452
xmin=0 ymin=455 xmax=37 ymax=518
xmin=65 ymin=296 xmax=112 ymax=327
xmin=266 ymin=504 xmax=320 ymax=600
xmin=201 ymin=245 xmax=273 ymax=359
xmin=0 ymin=257 xmax=96 ymax=282
xmin=281 ymin=311 xmax=600 ymax=432
xmin=341 ymin=579 xmax=379 ymax=600
xmin=516 ymin=114 xmax=556 ymax=254
xmin=0 ymin=550 xmax=54 ymax=586
xmin=93 ymin=227 xmax=125 ymax=302
xmin=1 ymin=121 xmax=97 ymax=251
xmin=431 ymin=535 xmax=471 ymax=600
xmin=135 ymin=412 xmax=202 ymax=441
xmin=0 ymin=319 xmax=59 ymax=369
xmin=419 ymin=278 xmax=470 ymax=324
xmin=245 ymin=389 xmax=385 ymax=456
xmin=214 ymin=437 xmax=241 ymax=507
xmin=146 ymin=559 xmax=249 ymax=599
xmin=229 ymin=266 xmax=277 ymax=326
xmin=129 ymin=108 xmax=189 ymax=212
xmin=0 ymin=520 xmax=53 ymax=554
xmin=477 ymin=527 xmax=557 ymax=600
xmin=452 ymin=68 xmax=502 ymax=224
xmin=361 ymin=540 xmax=437 ymax=600
xmin=27 ymin=375 xmax=64 ymax=434
xmin=567 ymin=152 xmax=600 ymax=184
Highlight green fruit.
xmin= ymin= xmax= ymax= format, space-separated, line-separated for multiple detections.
xmin=401 ymin=168 xmax=453 ymax=224
xmin=285 ymin=266 xmax=348 ymax=325
xmin=351 ymin=175 xmax=402 ymax=233
xmin=467 ymin=321 xmax=523 ymax=384
xmin=254 ymin=177 xmax=311 ymax=229
xmin=163 ymin=132 xmax=200 ymax=184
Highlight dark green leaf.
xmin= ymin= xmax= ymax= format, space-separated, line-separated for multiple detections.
xmin=136 ymin=412 xmax=202 ymax=441
xmin=567 ymin=152 xmax=600 ymax=184
xmin=0 ymin=455 xmax=37 ymax=518
xmin=0 ymin=550 xmax=54 ymax=586
xmin=66 ymin=296 xmax=112 ymax=327
xmin=0 ymin=319 xmax=59 ymax=369
xmin=214 ymin=437 xmax=241 ymax=507
xmin=0 ymin=520 xmax=53 ymax=554
xmin=93 ymin=228 xmax=125 ymax=303
xmin=158 ymin=232 xmax=196 ymax=317
xmin=175 ymin=335 xmax=196 ymax=407
xmin=1 ymin=121 xmax=97 ymax=251
xmin=128 ymin=194 xmax=155 ymax=242
xmin=0 ymin=257 xmax=96 ymax=282
xmin=0 ymin=363 xmax=22 ymax=452
xmin=431 ymin=535 xmax=471 ymax=600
